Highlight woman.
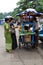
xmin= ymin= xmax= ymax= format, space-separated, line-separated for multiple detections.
xmin=10 ymin=18 xmax=17 ymax=50
xmin=4 ymin=18 xmax=12 ymax=52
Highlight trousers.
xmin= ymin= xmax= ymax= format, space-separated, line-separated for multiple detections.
xmin=11 ymin=33 xmax=17 ymax=50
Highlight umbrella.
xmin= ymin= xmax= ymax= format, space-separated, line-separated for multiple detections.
xmin=16 ymin=8 xmax=43 ymax=17
xmin=25 ymin=8 xmax=43 ymax=17
xmin=5 ymin=15 xmax=14 ymax=19
xmin=16 ymin=12 xmax=22 ymax=16
xmin=26 ymin=8 xmax=37 ymax=13
xmin=21 ymin=11 xmax=26 ymax=14
xmin=16 ymin=11 xmax=26 ymax=16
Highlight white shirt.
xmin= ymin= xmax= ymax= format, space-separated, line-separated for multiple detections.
xmin=35 ymin=21 xmax=40 ymax=30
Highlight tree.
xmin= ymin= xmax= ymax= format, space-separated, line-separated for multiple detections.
xmin=17 ymin=0 xmax=43 ymax=13
xmin=9 ymin=7 xmax=21 ymax=18
xmin=8 ymin=0 xmax=43 ymax=19
xmin=0 ymin=13 xmax=4 ymax=19
xmin=17 ymin=0 xmax=30 ymax=11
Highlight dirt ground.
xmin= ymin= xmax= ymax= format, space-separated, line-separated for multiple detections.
xmin=0 ymin=25 xmax=43 ymax=65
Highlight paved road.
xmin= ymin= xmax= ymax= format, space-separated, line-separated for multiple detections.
xmin=0 ymin=25 xmax=43 ymax=65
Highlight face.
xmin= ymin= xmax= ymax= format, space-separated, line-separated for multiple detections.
xmin=6 ymin=20 xmax=9 ymax=23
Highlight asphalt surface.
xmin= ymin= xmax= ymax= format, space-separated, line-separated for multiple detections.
xmin=0 ymin=25 xmax=43 ymax=65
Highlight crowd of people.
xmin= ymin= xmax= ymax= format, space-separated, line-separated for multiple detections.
xmin=4 ymin=15 xmax=40 ymax=52
xmin=4 ymin=17 xmax=20 ymax=52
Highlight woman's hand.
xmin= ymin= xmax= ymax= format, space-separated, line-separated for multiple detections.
xmin=11 ymin=26 xmax=15 ymax=29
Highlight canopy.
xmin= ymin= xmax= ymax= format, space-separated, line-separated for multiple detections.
xmin=16 ymin=8 xmax=43 ymax=17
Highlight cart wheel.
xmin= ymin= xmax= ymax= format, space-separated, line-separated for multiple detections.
xmin=26 ymin=43 xmax=28 ymax=49
xmin=19 ymin=42 xmax=21 ymax=49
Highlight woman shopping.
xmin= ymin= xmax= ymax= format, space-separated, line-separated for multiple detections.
xmin=10 ymin=18 xmax=17 ymax=50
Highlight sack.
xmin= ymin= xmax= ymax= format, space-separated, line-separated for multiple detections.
xmin=15 ymin=28 xmax=19 ymax=44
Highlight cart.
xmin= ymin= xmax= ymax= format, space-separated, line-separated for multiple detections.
xmin=17 ymin=10 xmax=36 ymax=49
xmin=39 ymin=25 xmax=43 ymax=42
xmin=19 ymin=21 xmax=35 ymax=48
xmin=16 ymin=8 xmax=43 ymax=49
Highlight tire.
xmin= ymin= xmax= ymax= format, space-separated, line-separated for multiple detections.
xmin=39 ymin=37 xmax=43 ymax=42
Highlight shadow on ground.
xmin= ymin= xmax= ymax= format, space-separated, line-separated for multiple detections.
xmin=38 ymin=43 xmax=43 ymax=49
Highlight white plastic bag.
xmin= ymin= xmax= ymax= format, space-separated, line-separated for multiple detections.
xmin=15 ymin=28 xmax=19 ymax=45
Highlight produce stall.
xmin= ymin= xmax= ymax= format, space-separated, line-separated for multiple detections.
xmin=16 ymin=8 xmax=38 ymax=48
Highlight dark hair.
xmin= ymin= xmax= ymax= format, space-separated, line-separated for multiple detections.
xmin=5 ymin=18 xmax=9 ymax=22
xmin=10 ymin=23 xmax=14 ymax=27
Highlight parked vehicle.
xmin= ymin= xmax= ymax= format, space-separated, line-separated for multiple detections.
xmin=0 ymin=19 xmax=5 ymax=25
xmin=39 ymin=24 xmax=43 ymax=42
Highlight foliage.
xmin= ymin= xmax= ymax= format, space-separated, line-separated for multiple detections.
xmin=17 ymin=0 xmax=43 ymax=12
xmin=0 ymin=0 xmax=43 ymax=19
xmin=8 ymin=0 xmax=43 ymax=19
xmin=0 ymin=13 xmax=4 ymax=19
xmin=8 ymin=7 xmax=22 ymax=19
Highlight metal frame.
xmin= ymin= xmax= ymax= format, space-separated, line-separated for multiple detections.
xmin=19 ymin=21 xmax=35 ymax=48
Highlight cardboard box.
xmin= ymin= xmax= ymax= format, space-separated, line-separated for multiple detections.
xmin=24 ymin=35 xmax=31 ymax=42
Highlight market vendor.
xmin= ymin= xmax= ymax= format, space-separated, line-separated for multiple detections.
xmin=33 ymin=17 xmax=40 ymax=48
